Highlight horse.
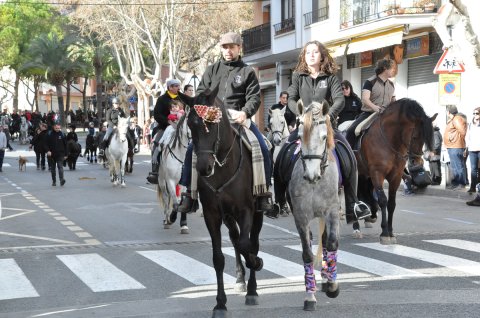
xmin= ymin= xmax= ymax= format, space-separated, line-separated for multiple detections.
xmin=186 ymin=89 xmax=264 ymax=317
xmin=286 ymin=100 xmax=340 ymax=311
xmin=353 ymin=98 xmax=436 ymax=244
xmin=66 ymin=139 xmax=82 ymax=170
xmin=19 ymin=117 xmax=29 ymax=145
xmin=156 ymin=114 xmax=190 ymax=234
xmin=84 ymin=134 xmax=98 ymax=163
xmin=105 ymin=117 xmax=129 ymax=187
xmin=268 ymin=107 xmax=290 ymax=163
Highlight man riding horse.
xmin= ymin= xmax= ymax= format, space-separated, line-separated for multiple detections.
xmin=98 ymin=97 xmax=131 ymax=158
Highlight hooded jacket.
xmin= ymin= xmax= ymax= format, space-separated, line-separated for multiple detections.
xmin=196 ymin=58 xmax=260 ymax=118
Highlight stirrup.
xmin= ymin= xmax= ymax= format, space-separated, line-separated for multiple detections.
xmin=354 ymin=201 xmax=371 ymax=220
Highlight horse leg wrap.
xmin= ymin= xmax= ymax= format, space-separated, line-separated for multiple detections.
xmin=304 ymin=262 xmax=316 ymax=293
xmin=325 ymin=251 xmax=338 ymax=282
xmin=321 ymin=248 xmax=328 ymax=280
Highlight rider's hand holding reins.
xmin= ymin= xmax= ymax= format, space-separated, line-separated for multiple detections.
xmin=230 ymin=110 xmax=247 ymax=124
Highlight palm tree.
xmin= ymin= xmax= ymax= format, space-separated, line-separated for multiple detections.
xmin=22 ymin=32 xmax=82 ymax=128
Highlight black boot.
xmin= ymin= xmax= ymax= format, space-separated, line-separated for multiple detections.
xmin=177 ymin=189 xmax=199 ymax=213
xmin=466 ymin=195 xmax=480 ymax=206
xmin=468 ymin=174 xmax=477 ymax=193
xmin=344 ymin=176 xmax=371 ymax=224
xmin=256 ymin=192 xmax=273 ymax=212
xmin=146 ymin=163 xmax=159 ymax=184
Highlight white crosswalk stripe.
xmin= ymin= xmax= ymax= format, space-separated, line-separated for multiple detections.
xmin=424 ymin=239 xmax=480 ymax=253
xmin=57 ymin=253 xmax=145 ymax=292
xmin=0 ymin=259 xmax=39 ymax=300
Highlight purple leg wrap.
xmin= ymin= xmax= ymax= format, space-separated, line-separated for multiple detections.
xmin=325 ymin=251 xmax=337 ymax=282
xmin=304 ymin=262 xmax=316 ymax=293
xmin=321 ymin=247 xmax=328 ymax=279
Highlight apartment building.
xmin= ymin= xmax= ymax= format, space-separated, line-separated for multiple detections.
xmin=242 ymin=0 xmax=478 ymax=132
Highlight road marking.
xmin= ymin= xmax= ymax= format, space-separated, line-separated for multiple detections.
xmin=139 ymin=186 xmax=156 ymax=192
xmin=263 ymin=222 xmax=300 ymax=237
xmin=31 ymin=304 xmax=111 ymax=317
xmin=0 ymin=259 xmax=39 ymax=300
xmin=357 ymin=243 xmax=480 ymax=276
xmin=286 ymin=245 xmax=424 ymax=278
xmin=57 ymin=254 xmax=145 ymax=292
xmin=138 ymin=250 xmax=236 ymax=285
xmin=425 ymin=239 xmax=480 ymax=253
xmin=400 ymin=209 xmax=424 ymax=215
xmin=0 ymin=231 xmax=75 ymax=244
xmin=443 ymin=217 xmax=475 ymax=225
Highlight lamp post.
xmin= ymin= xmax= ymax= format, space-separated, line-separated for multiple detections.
xmin=188 ymin=70 xmax=199 ymax=92
xmin=49 ymin=92 xmax=53 ymax=112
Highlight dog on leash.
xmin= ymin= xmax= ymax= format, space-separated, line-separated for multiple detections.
xmin=18 ymin=156 xmax=28 ymax=171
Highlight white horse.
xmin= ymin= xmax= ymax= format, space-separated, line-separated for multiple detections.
xmin=269 ymin=108 xmax=290 ymax=163
xmin=156 ymin=114 xmax=190 ymax=234
xmin=19 ymin=117 xmax=29 ymax=145
xmin=105 ymin=117 xmax=129 ymax=187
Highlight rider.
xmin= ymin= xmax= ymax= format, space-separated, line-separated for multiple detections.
xmin=98 ymin=97 xmax=126 ymax=158
xmin=146 ymin=78 xmax=184 ymax=184
xmin=176 ymin=31 xmax=273 ymax=214
xmin=273 ymin=40 xmax=371 ymax=224
xmin=345 ymin=58 xmax=396 ymax=147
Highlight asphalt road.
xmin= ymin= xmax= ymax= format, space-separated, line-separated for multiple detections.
xmin=0 ymin=136 xmax=479 ymax=318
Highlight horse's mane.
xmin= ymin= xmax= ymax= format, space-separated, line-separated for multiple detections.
xmin=383 ymin=98 xmax=434 ymax=150
xmin=172 ymin=113 xmax=187 ymax=149
xmin=302 ymin=102 xmax=334 ymax=149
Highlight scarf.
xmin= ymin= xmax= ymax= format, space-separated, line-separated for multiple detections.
xmin=167 ymin=91 xmax=178 ymax=99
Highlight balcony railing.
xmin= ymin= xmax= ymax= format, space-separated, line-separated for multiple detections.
xmin=340 ymin=0 xmax=441 ymax=29
xmin=273 ymin=17 xmax=295 ymax=36
xmin=304 ymin=5 xmax=329 ymax=26
xmin=242 ymin=23 xmax=271 ymax=54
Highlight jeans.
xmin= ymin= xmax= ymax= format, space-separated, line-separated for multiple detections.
xmin=469 ymin=150 xmax=480 ymax=184
xmin=447 ymin=148 xmax=467 ymax=186
xmin=50 ymin=156 xmax=65 ymax=182
xmin=0 ymin=149 xmax=4 ymax=170
xmin=36 ymin=151 xmax=46 ymax=168
xmin=179 ymin=122 xmax=272 ymax=187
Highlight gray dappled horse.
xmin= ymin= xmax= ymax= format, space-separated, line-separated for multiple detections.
xmin=105 ymin=117 xmax=129 ymax=187
xmin=288 ymin=100 xmax=340 ymax=311
xmin=156 ymin=113 xmax=190 ymax=234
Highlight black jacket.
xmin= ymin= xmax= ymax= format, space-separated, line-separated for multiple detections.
xmin=338 ymin=94 xmax=362 ymax=125
xmin=287 ymin=72 xmax=344 ymax=126
xmin=66 ymin=131 xmax=78 ymax=143
xmin=197 ymin=58 xmax=260 ymax=118
xmin=154 ymin=93 xmax=180 ymax=131
xmin=46 ymin=130 xmax=67 ymax=159
xmin=268 ymin=103 xmax=296 ymax=128
xmin=30 ymin=130 xmax=47 ymax=153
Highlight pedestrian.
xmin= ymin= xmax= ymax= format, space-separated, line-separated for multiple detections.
xmin=443 ymin=105 xmax=468 ymax=190
xmin=29 ymin=122 xmax=48 ymax=170
xmin=183 ymin=84 xmax=194 ymax=97
xmin=273 ymin=40 xmax=371 ymax=223
xmin=176 ymin=31 xmax=273 ymax=214
xmin=46 ymin=122 xmax=67 ymax=186
xmin=466 ymin=107 xmax=480 ymax=193
xmin=424 ymin=120 xmax=443 ymax=185
xmin=346 ymin=58 xmax=396 ymax=146
xmin=338 ymin=80 xmax=362 ymax=125
xmin=0 ymin=125 xmax=7 ymax=172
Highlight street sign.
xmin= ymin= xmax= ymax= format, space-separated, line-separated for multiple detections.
xmin=438 ymin=73 xmax=461 ymax=105
xmin=433 ymin=49 xmax=465 ymax=74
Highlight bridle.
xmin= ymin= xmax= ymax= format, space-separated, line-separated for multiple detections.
xmin=298 ymin=113 xmax=329 ymax=177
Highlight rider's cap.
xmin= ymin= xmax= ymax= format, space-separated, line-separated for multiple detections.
xmin=112 ymin=97 xmax=120 ymax=104
xmin=219 ymin=32 xmax=242 ymax=46
xmin=166 ymin=79 xmax=181 ymax=88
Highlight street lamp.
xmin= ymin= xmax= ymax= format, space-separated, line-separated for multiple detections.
xmin=188 ymin=70 xmax=199 ymax=92
xmin=49 ymin=92 xmax=53 ymax=112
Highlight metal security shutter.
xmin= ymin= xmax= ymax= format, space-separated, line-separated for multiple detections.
xmin=361 ymin=65 xmax=375 ymax=86
xmin=407 ymin=53 xmax=441 ymax=86
xmin=262 ymin=87 xmax=277 ymax=128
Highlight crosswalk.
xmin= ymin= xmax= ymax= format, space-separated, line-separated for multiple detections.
xmin=1 ymin=238 xmax=480 ymax=301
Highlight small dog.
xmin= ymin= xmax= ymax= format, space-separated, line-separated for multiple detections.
xmin=18 ymin=156 xmax=28 ymax=172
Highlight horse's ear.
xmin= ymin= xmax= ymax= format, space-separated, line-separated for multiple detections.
xmin=322 ymin=100 xmax=329 ymax=116
xmin=430 ymin=113 xmax=438 ymax=123
xmin=280 ymin=107 xmax=286 ymax=115
xmin=268 ymin=108 xmax=272 ymax=116
xmin=207 ymin=84 xmax=220 ymax=106
xmin=297 ymin=100 xmax=304 ymax=115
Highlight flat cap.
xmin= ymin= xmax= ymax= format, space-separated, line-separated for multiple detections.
xmin=166 ymin=78 xmax=181 ymax=87
xmin=219 ymin=32 xmax=242 ymax=46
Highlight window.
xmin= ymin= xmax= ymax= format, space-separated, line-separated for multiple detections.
xmin=282 ymin=0 xmax=295 ymax=20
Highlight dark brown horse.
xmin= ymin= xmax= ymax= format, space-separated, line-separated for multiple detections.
xmin=355 ymin=98 xmax=436 ymax=244
xmin=185 ymin=89 xmax=263 ymax=318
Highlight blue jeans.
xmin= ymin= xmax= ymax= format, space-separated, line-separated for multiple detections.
xmin=447 ymin=148 xmax=467 ymax=186
xmin=469 ymin=150 xmax=480 ymax=180
xmin=179 ymin=122 xmax=272 ymax=187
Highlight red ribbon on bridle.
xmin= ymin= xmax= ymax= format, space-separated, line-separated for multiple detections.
xmin=194 ymin=105 xmax=222 ymax=132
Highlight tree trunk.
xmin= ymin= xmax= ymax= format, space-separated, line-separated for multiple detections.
xmin=95 ymin=69 xmax=104 ymax=124
xmin=13 ymin=74 xmax=20 ymax=112
xmin=55 ymin=84 xmax=65 ymax=129
xmin=83 ymin=76 xmax=88 ymax=114
xmin=65 ymin=81 xmax=71 ymax=114
xmin=33 ymin=78 xmax=39 ymax=113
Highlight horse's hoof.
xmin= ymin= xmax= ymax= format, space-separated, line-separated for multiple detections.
xmin=389 ymin=235 xmax=397 ymax=244
xmin=365 ymin=216 xmax=377 ymax=223
xmin=245 ymin=295 xmax=259 ymax=306
xmin=163 ymin=222 xmax=171 ymax=229
xmin=211 ymin=309 xmax=230 ymax=318
xmin=364 ymin=221 xmax=373 ymax=228
xmin=352 ymin=229 xmax=363 ymax=239
xmin=121 ymin=183 xmax=126 ymax=188
xmin=303 ymin=300 xmax=316 ymax=311
xmin=326 ymin=283 xmax=340 ymax=298
xmin=380 ymin=236 xmax=391 ymax=245
xmin=180 ymin=225 xmax=189 ymax=234
xmin=234 ymin=282 xmax=246 ymax=293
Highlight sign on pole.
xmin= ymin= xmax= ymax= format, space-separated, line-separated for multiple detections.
xmin=438 ymin=73 xmax=461 ymax=105
xmin=433 ymin=49 xmax=465 ymax=74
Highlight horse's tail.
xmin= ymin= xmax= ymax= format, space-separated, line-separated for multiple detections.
xmin=156 ymin=183 xmax=165 ymax=207
xmin=315 ymin=218 xmax=326 ymax=266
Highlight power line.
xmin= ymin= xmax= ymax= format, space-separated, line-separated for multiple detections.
xmin=4 ymin=0 xmax=261 ymax=5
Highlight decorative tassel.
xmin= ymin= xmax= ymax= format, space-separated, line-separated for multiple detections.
xmin=304 ymin=262 xmax=316 ymax=293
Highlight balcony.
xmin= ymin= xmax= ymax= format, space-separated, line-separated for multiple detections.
xmin=340 ymin=0 xmax=441 ymax=29
xmin=304 ymin=5 xmax=329 ymax=27
xmin=242 ymin=23 xmax=271 ymax=55
xmin=273 ymin=17 xmax=295 ymax=36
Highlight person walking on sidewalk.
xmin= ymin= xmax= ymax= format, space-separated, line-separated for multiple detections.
xmin=443 ymin=105 xmax=468 ymax=190
xmin=46 ymin=122 xmax=67 ymax=186
xmin=466 ymin=107 xmax=480 ymax=193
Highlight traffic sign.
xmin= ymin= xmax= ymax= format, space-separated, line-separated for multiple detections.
xmin=438 ymin=73 xmax=461 ymax=105
xmin=433 ymin=49 xmax=465 ymax=74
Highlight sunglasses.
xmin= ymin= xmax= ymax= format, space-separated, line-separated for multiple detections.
xmin=342 ymin=87 xmax=349 ymax=90
xmin=474 ymin=112 xmax=479 ymax=115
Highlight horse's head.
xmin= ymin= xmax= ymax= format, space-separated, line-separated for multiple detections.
xmin=269 ymin=108 xmax=288 ymax=146
xmin=298 ymin=100 xmax=334 ymax=183
xmin=116 ymin=117 xmax=129 ymax=142
xmin=187 ymin=87 xmax=227 ymax=177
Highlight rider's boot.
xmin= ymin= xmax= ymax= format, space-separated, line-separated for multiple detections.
xmin=146 ymin=163 xmax=159 ymax=184
xmin=177 ymin=188 xmax=199 ymax=214
xmin=344 ymin=168 xmax=371 ymax=224
xmin=256 ymin=192 xmax=273 ymax=213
